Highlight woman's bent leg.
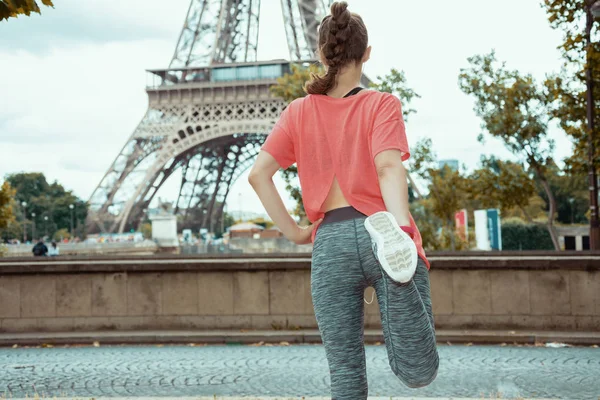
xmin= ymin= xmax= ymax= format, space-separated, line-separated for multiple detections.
xmin=374 ymin=259 xmax=439 ymax=388
xmin=311 ymin=222 xmax=370 ymax=400
xmin=356 ymin=219 xmax=439 ymax=388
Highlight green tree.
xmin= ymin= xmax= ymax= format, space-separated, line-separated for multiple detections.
xmin=214 ymin=211 xmax=235 ymax=238
xmin=140 ymin=222 xmax=152 ymax=239
xmin=270 ymin=63 xmax=324 ymax=103
xmin=408 ymin=138 xmax=549 ymax=250
xmin=538 ymin=160 xmax=590 ymax=224
xmin=408 ymin=139 xmax=472 ymax=250
xmin=2 ymin=173 xmax=88 ymax=240
xmin=0 ymin=182 xmax=15 ymax=231
xmin=459 ymin=51 xmax=561 ymax=250
xmin=369 ymin=68 xmax=421 ymax=122
xmin=428 ymin=166 xmax=471 ymax=251
xmin=53 ymin=228 xmax=70 ymax=241
xmin=542 ymin=0 xmax=600 ymax=174
xmin=502 ymin=195 xmax=549 ymax=222
xmin=280 ymin=166 xmax=305 ymax=220
xmin=409 ymin=199 xmax=444 ymax=251
xmin=0 ymin=182 xmax=24 ymax=243
xmin=407 ymin=137 xmax=437 ymax=200
xmin=468 ymin=157 xmax=537 ymax=220
xmin=0 ymin=0 xmax=54 ymax=21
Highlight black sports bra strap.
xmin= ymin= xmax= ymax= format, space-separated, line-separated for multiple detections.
xmin=343 ymin=87 xmax=364 ymax=98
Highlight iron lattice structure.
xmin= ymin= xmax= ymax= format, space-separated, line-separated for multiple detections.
xmin=88 ymin=0 xmax=332 ymax=233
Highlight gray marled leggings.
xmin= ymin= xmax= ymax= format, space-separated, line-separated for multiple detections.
xmin=311 ymin=216 xmax=439 ymax=399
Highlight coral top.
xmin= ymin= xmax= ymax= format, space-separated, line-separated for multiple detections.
xmin=261 ymin=90 xmax=429 ymax=268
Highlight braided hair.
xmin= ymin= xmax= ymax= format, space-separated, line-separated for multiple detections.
xmin=305 ymin=1 xmax=369 ymax=95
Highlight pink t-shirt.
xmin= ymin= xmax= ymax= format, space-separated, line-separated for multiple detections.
xmin=261 ymin=90 xmax=429 ymax=269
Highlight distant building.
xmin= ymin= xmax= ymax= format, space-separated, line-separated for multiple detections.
xmin=557 ymin=226 xmax=590 ymax=250
xmin=227 ymin=222 xmax=283 ymax=239
xmin=228 ymin=222 xmax=264 ymax=239
xmin=438 ymin=159 xmax=459 ymax=171
xmin=227 ymin=210 xmax=269 ymax=221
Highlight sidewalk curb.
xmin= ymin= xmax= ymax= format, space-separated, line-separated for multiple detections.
xmin=0 ymin=329 xmax=598 ymax=346
xmin=5 ymin=398 xmax=561 ymax=400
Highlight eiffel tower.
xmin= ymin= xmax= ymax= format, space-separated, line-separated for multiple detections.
xmin=88 ymin=0 xmax=360 ymax=234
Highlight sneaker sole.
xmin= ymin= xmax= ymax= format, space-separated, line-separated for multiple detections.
xmin=364 ymin=211 xmax=418 ymax=283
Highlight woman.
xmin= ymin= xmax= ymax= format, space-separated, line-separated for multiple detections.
xmin=48 ymin=241 xmax=59 ymax=256
xmin=248 ymin=2 xmax=439 ymax=398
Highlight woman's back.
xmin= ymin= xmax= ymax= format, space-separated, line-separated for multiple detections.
xmin=263 ymin=89 xmax=409 ymax=224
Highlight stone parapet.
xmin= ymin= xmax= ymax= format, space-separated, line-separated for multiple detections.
xmin=0 ymin=252 xmax=598 ymax=333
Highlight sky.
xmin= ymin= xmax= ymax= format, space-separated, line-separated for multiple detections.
xmin=0 ymin=0 xmax=569 ymax=216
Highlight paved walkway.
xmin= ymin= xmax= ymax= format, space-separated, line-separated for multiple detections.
xmin=0 ymin=329 xmax=598 ymax=346
xmin=5 ymin=397 xmax=560 ymax=400
xmin=1 ymin=344 xmax=599 ymax=399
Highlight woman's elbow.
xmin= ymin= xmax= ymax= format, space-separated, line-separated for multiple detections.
xmin=376 ymin=162 xmax=405 ymax=179
xmin=374 ymin=150 xmax=406 ymax=179
xmin=248 ymin=167 xmax=265 ymax=187
xmin=248 ymin=169 xmax=259 ymax=187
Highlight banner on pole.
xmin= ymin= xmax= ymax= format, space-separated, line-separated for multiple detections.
xmin=487 ymin=208 xmax=502 ymax=250
xmin=455 ymin=209 xmax=468 ymax=241
xmin=474 ymin=210 xmax=490 ymax=250
xmin=474 ymin=208 xmax=502 ymax=251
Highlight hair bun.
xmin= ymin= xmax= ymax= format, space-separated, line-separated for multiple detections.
xmin=305 ymin=0 xmax=368 ymax=95
xmin=330 ymin=1 xmax=350 ymax=30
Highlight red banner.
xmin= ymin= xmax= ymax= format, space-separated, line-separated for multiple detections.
xmin=455 ymin=209 xmax=468 ymax=241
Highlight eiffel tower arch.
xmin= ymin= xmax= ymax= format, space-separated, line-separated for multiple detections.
xmin=87 ymin=0 xmax=359 ymax=234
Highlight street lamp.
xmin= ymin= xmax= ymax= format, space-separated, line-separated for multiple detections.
xmin=569 ymin=198 xmax=575 ymax=224
xmin=31 ymin=213 xmax=36 ymax=241
xmin=69 ymin=204 xmax=75 ymax=239
xmin=21 ymin=201 xmax=27 ymax=243
xmin=44 ymin=215 xmax=48 ymax=238
xmin=586 ymin=1 xmax=600 ymax=248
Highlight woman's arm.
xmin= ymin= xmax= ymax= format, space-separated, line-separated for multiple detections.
xmin=374 ymin=149 xmax=411 ymax=227
xmin=248 ymin=151 xmax=320 ymax=245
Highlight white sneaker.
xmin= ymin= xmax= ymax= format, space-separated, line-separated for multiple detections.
xmin=364 ymin=211 xmax=418 ymax=283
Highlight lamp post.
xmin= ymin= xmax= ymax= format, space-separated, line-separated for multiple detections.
xmin=44 ymin=216 xmax=48 ymax=238
xmin=569 ymin=198 xmax=575 ymax=224
xmin=586 ymin=1 xmax=600 ymax=249
xmin=31 ymin=213 xmax=36 ymax=241
xmin=69 ymin=204 xmax=75 ymax=239
xmin=21 ymin=201 xmax=27 ymax=243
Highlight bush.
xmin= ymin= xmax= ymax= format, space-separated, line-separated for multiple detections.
xmin=53 ymin=228 xmax=70 ymax=241
xmin=0 ymin=243 xmax=6 ymax=257
xmin=502 ymin=223 xmax=554 ymax=250
xmin=140 ymin=223 xmax=152 ymax=239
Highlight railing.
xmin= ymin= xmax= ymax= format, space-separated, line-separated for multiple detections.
xmin=4 ymin=240 xmax=157 ymax=257
xmin=145 ymin=60 xmax=306 ymax=89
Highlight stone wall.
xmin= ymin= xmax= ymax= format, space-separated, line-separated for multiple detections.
xmin=0 ymin=253 xmax=598 ymax=332
xmin=229 ymin=238 xmax=312 ymax=253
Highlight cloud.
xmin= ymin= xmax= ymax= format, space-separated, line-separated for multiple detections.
xmin=0 ymin=0 xmax=190 ymax=54
xmin=0 ymin=37 xmax=174 ymax=199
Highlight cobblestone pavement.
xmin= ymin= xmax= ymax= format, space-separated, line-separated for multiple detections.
xmin=0 ymin=344 xmax=598 ymax=399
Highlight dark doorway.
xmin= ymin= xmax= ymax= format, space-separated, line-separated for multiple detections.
xmin=564 ymin=236 xmax=576 ymax=250
xmin=583 ymin=235 xmax=590 ymax=250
